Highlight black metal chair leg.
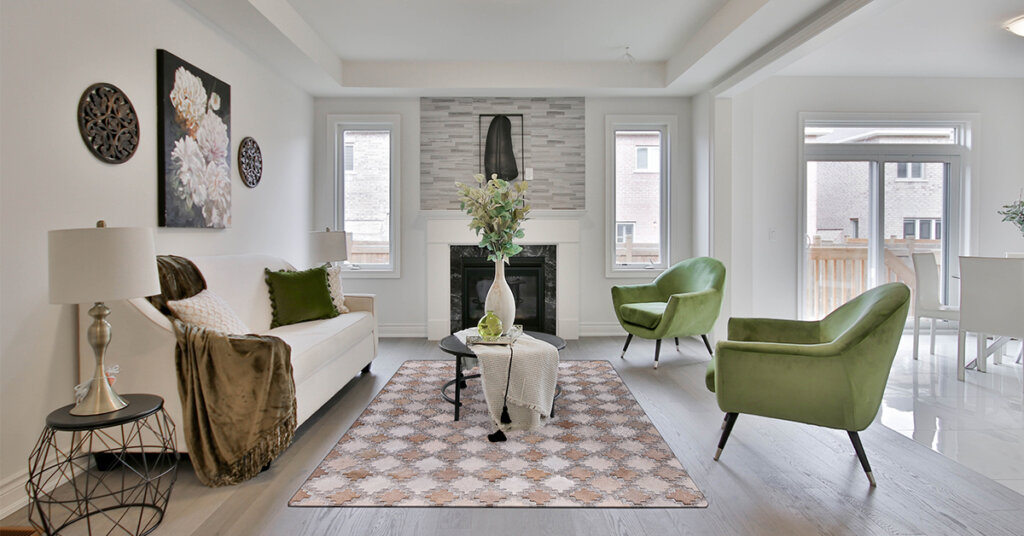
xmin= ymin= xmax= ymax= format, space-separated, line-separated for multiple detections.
xmin=848 ymin=431 xmax=876 ymax=486
xmin=620 ymin=334 xmax=633 ymax=359
xmin=674 ymin=337 xmax=680 ymax=350
xmin=702 ymin=334 xmax=714 ymax=356
xmin=715 ymin=413 xmax=739 ymax=460
xmin=654 ymin=339 xmax=662 ymax=369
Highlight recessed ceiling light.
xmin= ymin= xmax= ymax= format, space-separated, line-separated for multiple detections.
xmin=1005 ymin=14 xmax=1024 ymax=37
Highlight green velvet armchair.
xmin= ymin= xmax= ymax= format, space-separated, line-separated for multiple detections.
xmin=611 ymin=257 xmax=726 ymax=369
xmin=705 ymin=282 xmax=910 ymax=486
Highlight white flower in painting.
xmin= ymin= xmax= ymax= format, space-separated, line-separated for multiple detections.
xmin=209 ymin=92 xmax=221 ymax=112
xmin=169 ymin=67 xmax=207 ymax=134
xmin=171 ymin=135 xmax=207 ymax=207
xmin=201 ymin=161 xmax=231 ymax=227
xmin=196 ymin=113 xmax=228 ymax=163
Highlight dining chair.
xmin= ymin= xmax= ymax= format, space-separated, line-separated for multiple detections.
xmin=1006 ymin=253 xmax=1024 ymax=363
xmin=911 ymin=252 xmax=958 ymax=360
xmin=956 ymin=256 xmax=1024 ymax=383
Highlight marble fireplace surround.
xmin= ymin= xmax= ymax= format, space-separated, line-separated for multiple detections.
xmin=426 ymin=218 xmax=580 ymax=340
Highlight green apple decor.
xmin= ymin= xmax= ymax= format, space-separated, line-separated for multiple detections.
xmin=477 ymin=310 xmax=503 ymax=341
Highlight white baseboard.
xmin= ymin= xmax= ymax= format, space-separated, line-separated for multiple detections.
xmin=579 ymin=322 xmax=628 ymax=337
xmin=1 ymin=469 xmax=29 ymax=520
xmin=378 ymin=323 xmax=427 ymax=338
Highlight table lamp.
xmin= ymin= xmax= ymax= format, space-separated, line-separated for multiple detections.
xmin=310 ymin=227 xmax=349 ymax=264
xmin=48 ymin=221 xmax=160 ymax=415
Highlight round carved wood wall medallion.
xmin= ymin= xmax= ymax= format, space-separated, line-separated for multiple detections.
xmin=238 ymin=136 xmax=262 ymax=188
xmin=77 ymin=83 xmax=139 ymax=164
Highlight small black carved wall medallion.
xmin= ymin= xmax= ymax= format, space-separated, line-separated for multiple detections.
xmin=238 ymin=136 xmax=262 ymax=188
xmin=77 ymin=83 xmax=140 ymax=164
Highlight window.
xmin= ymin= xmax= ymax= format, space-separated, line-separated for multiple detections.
xmin=332 ymin=115 xmax=401 ymax=276
xmin=903 ymin=218 xmax=942 ymax=240
xmin=635 ymin=146 xmax=660 ymax=172
xmin=343 ymin=144 xmax=354 ymax=171
xmin=896 ymin=162 xmax=922 ymax=179
xmin=606 ymin=115 xmax=674 ymax=275
xmin=800 ymin=115 xmax=969 ymax=319
xmin=616 ymin=222 xmax=635 ymax=244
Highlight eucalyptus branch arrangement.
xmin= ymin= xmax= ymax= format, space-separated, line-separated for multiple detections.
xmin=456 ymin=174 xmax=531 ymax=262
xmin=997 ymin=191 xmax=1024 ymax=237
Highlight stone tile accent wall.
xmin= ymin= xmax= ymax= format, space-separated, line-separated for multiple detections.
xmin=420 ymin=97 xmax=585 ymax=210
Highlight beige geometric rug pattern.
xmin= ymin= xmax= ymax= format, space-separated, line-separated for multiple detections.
xmin=290 ymin=360 xmax=707 ymax=508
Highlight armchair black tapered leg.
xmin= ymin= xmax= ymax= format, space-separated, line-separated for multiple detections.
xmin=701 ymin=334 xmax=714 ymax=356
xmin=654 ymin=339 xmax=662 ymax=369
xmin=675 ymin=337 xmax=680 ymax=350
xmin=714 ymin=413 xmax=739 ymax=460
xmin=848 ymin=431 xmax=876 ymax=487
xmin=620 ymin=334 xmax=633 ymax=359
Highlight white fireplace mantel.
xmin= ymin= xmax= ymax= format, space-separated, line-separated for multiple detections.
xmin=426 ymin=217 xmax=580 ymax=340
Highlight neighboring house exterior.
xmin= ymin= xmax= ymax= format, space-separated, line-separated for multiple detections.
xmin=614 ymin=131 xmax=663 ymax=264
xmin=343 ymin=130 xmax=391 ymax=264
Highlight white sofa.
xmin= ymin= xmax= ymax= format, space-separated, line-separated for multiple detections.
xmin=78 ymin=254 xmax=378 ymax=451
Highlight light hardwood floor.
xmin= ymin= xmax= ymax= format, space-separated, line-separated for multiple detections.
xmin=5 ymin=336 xmax=1023 ymax=535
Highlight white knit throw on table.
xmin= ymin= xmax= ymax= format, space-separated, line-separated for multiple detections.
xmin=454 ymin=329 xmax=559 ymax=432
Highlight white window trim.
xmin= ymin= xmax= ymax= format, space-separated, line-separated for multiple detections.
xmin=797 ymin=113 xmax=975 ymax=318
xmin=331 ymin=114 xmax=401 ymax=278
xmin=605 ymin=115 xmax=674 ymax=277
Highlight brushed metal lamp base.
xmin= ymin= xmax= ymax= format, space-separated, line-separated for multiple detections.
xmin=70 ymin=302 xmax=128 ymax=416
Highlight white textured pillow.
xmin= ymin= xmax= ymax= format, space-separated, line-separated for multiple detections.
xmin=167 ymin=289 xmax=250 ymax=334
xmin=324 ymin=262 xmax=350 ymax=314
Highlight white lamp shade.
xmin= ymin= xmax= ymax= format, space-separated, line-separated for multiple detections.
xmin=49 ymin=227 xmax=161 ymax=304
xmin=310 ymin=230 xmax=348 ymax=264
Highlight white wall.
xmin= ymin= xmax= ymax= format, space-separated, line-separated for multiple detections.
xmin=0 ymin=0 xmax=313 ymax=513
xmin=725 ymin=76 xmax=1024 ymax=320
xmin=312 ymin=97 xmax=692 ymax=337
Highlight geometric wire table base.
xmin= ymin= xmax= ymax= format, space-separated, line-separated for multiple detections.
xmin=26 ymin=396 xmax=178 ymax=536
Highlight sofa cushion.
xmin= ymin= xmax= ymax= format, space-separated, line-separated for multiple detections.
xmin=323 ymin=262 xmax=350 ymax=314
xmin=166 ymin=289 xmax=249 ymax=334
xmin=191 ymin=255 xmax=293 ymax=331
xmin=265 ymin=266 xmax=339 ymax=328
xmin=265 ymin=311 xmax=374 ymax=384
xmin=619 ymin=302 xmax=666 ymax=329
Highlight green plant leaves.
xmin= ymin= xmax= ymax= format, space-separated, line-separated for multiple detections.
xmin=455 ymin=174 xmax=531 ymax=260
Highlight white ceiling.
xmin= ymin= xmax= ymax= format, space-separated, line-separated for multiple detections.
xmin=780 ymin=0 xmax=1024 ymax=78
xmin=182 ymin=0 xmax=1024 ymax=97
xmin=289 ymin=0 xmax=726 ymax=62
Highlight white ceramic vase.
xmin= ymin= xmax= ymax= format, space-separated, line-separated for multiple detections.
xmin=484 ymin=258 xmax=516 ymax=334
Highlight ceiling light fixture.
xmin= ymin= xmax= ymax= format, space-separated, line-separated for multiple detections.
xmin=622 ymin=46 xmax=636 ymax=64
xmin=1005 ymin=14 xmax=1024 ymax=37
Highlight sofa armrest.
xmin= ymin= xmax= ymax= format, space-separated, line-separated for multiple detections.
xmin=344 ymin=293 xmax=375 ymax=316
xmin=127 ymin=297 xmax=174 ymax=332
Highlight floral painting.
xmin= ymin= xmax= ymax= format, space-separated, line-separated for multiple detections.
xmin=157 ymin=50 xmax=231 ymax=228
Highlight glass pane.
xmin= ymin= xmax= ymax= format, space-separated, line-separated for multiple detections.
xmin=804 ymin=126 xmax=956 ymax=144
xmin=883 ymin=162 xmax=945 ymax=306
xmin=805 ymin=161 xmax=871 ymax=319
xmin=615 ymin=131 xmax=662 ymax=266
xmin=343 ymin=130 xmax=390 ymax=265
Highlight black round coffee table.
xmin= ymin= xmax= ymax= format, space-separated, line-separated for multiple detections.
xmin=439 ymin=331 xmax=565 ymax=421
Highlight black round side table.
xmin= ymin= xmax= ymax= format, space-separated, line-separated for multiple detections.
xmin=26 ymin=394 xmax=178 ymax=536
xmin=439 ymin=331 xmax=566 ymax=421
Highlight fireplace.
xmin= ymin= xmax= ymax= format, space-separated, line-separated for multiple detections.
xmin=450 ymin=245 xmax=556 ymax=334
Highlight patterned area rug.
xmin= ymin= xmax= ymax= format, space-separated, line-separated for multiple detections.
xmin=290 ymin=360 xmax=707 ymax=508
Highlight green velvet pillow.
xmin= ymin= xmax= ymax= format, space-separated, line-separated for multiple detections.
xmin=264 ymin=266 xmax=339 ymax=328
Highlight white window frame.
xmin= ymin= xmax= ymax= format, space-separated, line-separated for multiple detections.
xmin=331 ymin=114 xmax=401 ymax=278
xmin=605 ymin=115 xmax=674 ymax=277
xmin=798 ymin=113 xmax=972 ymax=318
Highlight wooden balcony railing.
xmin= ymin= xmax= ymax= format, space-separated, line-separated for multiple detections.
xmin=805 ymin=238 xmax=938 ymax=319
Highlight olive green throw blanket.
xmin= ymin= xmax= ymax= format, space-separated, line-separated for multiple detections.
xmin=149 ymin=255 xmax=297 ymax=487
